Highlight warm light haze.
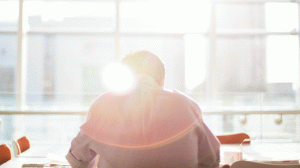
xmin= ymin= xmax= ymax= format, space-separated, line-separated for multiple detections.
xmin=101 ymin=63 xmax=135 ymax=94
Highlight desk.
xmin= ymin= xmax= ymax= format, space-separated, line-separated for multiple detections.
xmin=220 ymin=142 xmax=300 ymax=165
xmin=1 ymin=143 xmax=70 ymax=168
xmin=18 ymin=143 xmax=70 ymax=158
xmin=2 ymin=142 xmax=300 ymax=167
xmin=2 ymin=157 xmax=54 ymax=168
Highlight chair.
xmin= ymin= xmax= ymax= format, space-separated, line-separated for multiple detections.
xmin=216 ymin=133 xmax=250 ymax=144
xmin=231 ymin=160 xmax=300 ymax=168
xmin=12 ymin=136 xmax=30 ymax=157
xmin=0 ymin=143 xmax=12 ymax=165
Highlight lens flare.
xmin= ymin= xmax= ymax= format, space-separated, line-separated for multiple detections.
xmin=102 ymin=63 xmax=135 ymax=93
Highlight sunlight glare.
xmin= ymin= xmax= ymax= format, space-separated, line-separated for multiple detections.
xmin=102 ymin=63 xmax=135 ymax=93
xmin=184 ymin=34 xmax=207 ymax=91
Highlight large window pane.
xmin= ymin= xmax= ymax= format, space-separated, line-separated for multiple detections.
xmin=265 ymin=3 xmax=299 ymax=32
xmin=0 ymin=1 xmax=18 ymax=31
xmin=204 ymin=37 xmax=267 ymax=111
xmin=265 ymin=35 xmax=299 ymax=109
xmin=0 ymin=1 xmax=18 ymax=110
xmin=0 ymin=114 xmax=85 ymax=142
xmin=261 ymin=114 xmax=300 ymax=141
xmin=1 ymin=113 xmax=299 ymax=143
xmin=0 ymin=34 xmax=18 ymax=110
xmin=204 ymin=114 xmax=262 ymax=138
xmin=216 ymin=3 xmax=265 ymax=29
xmin=25 ymin=1 xmax=115 ymax=32
xmin=26 ymin=34 xmax=116 ymax=111
xmin=120 ymin=0 xmax=211 ymax=33
xmin=216 ymin=37 xmax=266 ymax=93
xmin=204 ymin=114 xmax=300 ymax=142
xmin=184 ymin=34 xmax=208 ymax=92
xmin=213 ymin=93 xmax=262 ymax=111
xmin=266 ymin=35 xmax=299 ymax=84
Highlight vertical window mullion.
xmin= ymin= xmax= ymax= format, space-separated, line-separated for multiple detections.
xmin=207 ymin=1 xmax=218 ymax=107
xmin=115 ymin=0 xmax=120 ymax=61
xmin=17 ymin=0 xmax=28 ymax=110
xmin=297 ymin=1 xmax=300 ymax=108
xmin=296 ymin=1 xmax=300 ymax=141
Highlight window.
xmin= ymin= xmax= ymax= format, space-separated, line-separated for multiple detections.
xmin=120 ymin=0 xmax=210 ymax=33
xmin=0 ymin=1 xmax=18 ymax=110
xmin=0 ymin=0 xmax=299 ymax=142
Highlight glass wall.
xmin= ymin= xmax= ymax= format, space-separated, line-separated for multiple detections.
xmin=0 ymin=0 xmax=299 ymax=143
xmin=0 ymin=1 xmax=19 ymax=111
xmin=1 ymin=113 xmax=299 ymax=142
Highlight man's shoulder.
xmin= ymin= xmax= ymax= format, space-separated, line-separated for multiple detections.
xmin=92 ymin=91 xmax=126 ymax=105
xmin=159 ymin=89 xmax=198 ymax=105
xmin=162 ymin=89 xmax=193 ymax=99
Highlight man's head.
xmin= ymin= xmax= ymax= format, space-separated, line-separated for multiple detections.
xmin=121 ymin=50 xmax=165 ymax=86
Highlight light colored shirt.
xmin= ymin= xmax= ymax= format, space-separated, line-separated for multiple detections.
xmin=66 ymin=88 xmax=220 ymax=168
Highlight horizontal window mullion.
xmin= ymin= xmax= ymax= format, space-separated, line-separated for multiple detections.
xmin=0 ymin=110 xmax=299 ymax=115
xmin=215 ymin=0 xmax=297 ymax=4
xmin=214 ymin=32 xmax=299 ymax=37
xmin=1 ymin=31 xmax=299 ymax=36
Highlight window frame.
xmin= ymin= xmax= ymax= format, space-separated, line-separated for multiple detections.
xmin=0 ymin=0 xmax=297 ymax=114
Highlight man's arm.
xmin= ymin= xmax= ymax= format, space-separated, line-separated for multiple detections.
xmin=66 ymin=132 xmax=98 ymax=168
xmin=197 ymin=121 xmax=221 ymax=168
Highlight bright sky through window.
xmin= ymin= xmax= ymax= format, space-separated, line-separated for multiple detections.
xmin=0 ymin=2 xmax=18 ymax=22
xmin=0 ymin=1 xmax=298 ymax=90
xmin=266 ymin=36 xmax=299 ymax=87
xmin=120 ymin=0 xmax=210 ymax=33
xmin=24 ymin=1 xmax=114 ymax=22
xmin=265 ymin=3 xmax=299 ymax=31
xmin=101 ymin=63 xmax=135 ymax=94
xmin=185 ymin=35 xmax=207 ymax=91
xmin=0 ymin=1 xmax=115 ymax=23
xmin=265 ymin=3 xmax=299 ymax=86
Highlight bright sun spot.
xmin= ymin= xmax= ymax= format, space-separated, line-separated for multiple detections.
xmin=102 ymin=63 xmax=135 ymax=93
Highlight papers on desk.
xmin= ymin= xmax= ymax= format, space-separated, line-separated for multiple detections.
xmin=223 ymin=151 xmax=243 ymax=165
xmin=258 ymin=160 xmax=300 ymax=165
xmin=46 ymin=153 xmax=70 ymax=167
xmin=22 ymin=163 xmax=71 ymax=167
xmin=220 ymin=143 xmax=300 ymax=166
xmin=46 ymin=153 xmax=68 ymax=164
xmin=21 ymin=153 xmax=70 ymax=168
xmin=244 ymin=150 xmax=300 ymax=162
xmin=22 ymin=164 xmax=45 ymax=167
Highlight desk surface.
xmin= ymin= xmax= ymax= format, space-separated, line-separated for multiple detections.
xmin=2 ymin=142 xmax=300 ymax=168
xmin=1 ymin=143 xmax=71 ymax=168
xmin=221 ymin=142 xmax=300 ymax=161
xmin=220 ymin=142 xmax=300 ymax=166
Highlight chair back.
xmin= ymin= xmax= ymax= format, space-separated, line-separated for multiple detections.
xmin=17 ymin=136 xmax=31 ymax=153
xmin=0 ymin=144 xmax=12 ymax=165
xmin=12 ymin=140 xmax=21 ymax=156
xmin=216 ymin=133 xmax=250 ymax=144
xmin=231 ymin=160 xmax=300 ymax=168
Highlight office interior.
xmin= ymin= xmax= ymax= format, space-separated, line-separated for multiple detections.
xmin=0 ymin=0 xmax=299 ymax=145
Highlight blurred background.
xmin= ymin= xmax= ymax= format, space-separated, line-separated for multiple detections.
xmin=0 ymin=0 xmax=299 ymax=143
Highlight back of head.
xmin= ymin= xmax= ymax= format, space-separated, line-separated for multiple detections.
xmin=121 ymin=50 xmax=165 ymax=86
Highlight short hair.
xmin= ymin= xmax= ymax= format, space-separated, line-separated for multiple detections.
xmin=121 ymin=50 xmax=165 ymax=86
